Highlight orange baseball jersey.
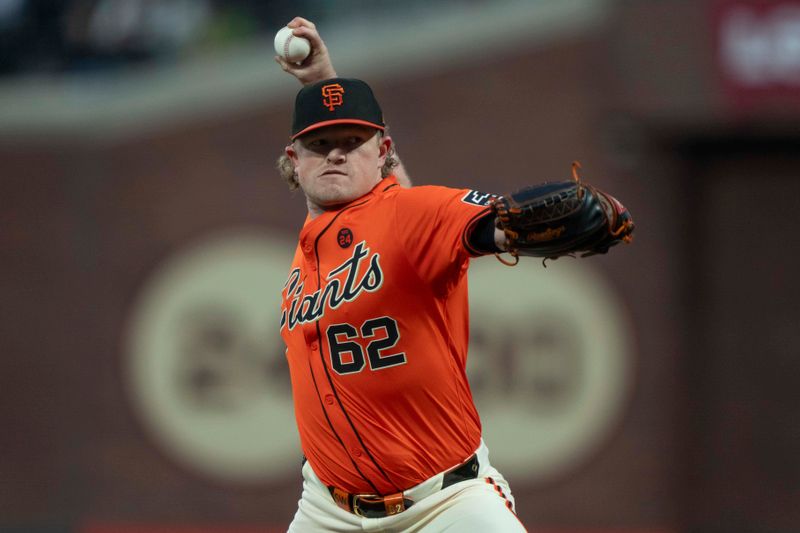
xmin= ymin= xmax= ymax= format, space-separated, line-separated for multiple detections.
xmin=280 ymin=175 xmax=496 ymax=495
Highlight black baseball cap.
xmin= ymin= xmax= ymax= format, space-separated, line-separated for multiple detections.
xmin=291 ymin=78 xmax=385 ymax=140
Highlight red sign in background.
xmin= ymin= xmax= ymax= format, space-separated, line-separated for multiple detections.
xmin=712 ymin=0 xmax=800 ymax=110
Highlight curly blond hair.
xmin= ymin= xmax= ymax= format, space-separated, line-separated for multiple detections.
xmin=276 ymin=131 xmax=398 ymax=191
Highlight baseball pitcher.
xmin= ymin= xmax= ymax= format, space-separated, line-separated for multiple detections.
xmin=275 ymin=18 xmax=634 ymax=532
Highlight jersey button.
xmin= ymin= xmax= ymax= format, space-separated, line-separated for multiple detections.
xmin=324 ymin=394 xmax=335 ymax=405
xmin=303 ymin=244 xmax=312 ymax=253
xmin=310 ymin=342 xmax=318 ymax=351
xmin=351 ymin=448 xmax=362 ymax=457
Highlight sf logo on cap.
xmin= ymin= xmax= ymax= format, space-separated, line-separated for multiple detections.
xmin=322 ymin=83 xmax=345 ymax=111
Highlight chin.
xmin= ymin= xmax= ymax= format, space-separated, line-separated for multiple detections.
xmin=312 ymin=186 xmax=354 ymax=207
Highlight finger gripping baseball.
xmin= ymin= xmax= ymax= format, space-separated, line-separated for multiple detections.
xmin=491 ymin=167 xmax=635 ymax=264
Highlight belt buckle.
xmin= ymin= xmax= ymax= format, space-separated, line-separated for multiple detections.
xmin=352 ymin=495 xmax=366 ymax=518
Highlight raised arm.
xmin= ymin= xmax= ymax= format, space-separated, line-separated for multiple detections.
xmin=274 ymin=17 xmax=337 ymax=85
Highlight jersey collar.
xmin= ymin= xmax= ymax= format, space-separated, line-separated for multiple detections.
xmin=300 ymin=175 xmax=398 ymax=236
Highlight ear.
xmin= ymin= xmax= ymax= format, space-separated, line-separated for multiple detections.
xmin=285 ymin=143 xmax=298 ymax=163
xmin=377 ymin=135 xmax=392 ymax=166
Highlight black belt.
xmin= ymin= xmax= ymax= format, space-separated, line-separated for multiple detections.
xmin=327 ymin=453 xmax=479 ymax=519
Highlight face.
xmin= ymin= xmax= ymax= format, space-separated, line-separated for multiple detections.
xmin=286 ymin=124 xmax=391 ymax=214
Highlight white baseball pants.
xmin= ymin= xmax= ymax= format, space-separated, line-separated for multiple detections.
xmin=287 ymin=440 xmax=527 ymax=532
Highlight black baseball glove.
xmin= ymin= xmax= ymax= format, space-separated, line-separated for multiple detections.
xmin=490 ymin=162 xmax=634 ymax=265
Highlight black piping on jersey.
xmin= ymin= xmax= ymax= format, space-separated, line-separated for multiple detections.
xmin=312 ymin=198 xmax=403 ymax=495
xmin=305 ymin=339 xmax=381 ymax=495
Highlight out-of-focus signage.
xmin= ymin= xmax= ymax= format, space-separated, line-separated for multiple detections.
xmin=467 ymin=258 xmax=634 ymax=483
xmin=714 ymin=0 xmax=800 ymax=109
xmin=124 ymin=230 xmax=298 ymax=484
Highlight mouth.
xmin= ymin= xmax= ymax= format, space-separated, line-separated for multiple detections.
xmin=321 ymin=169 xmax=347 ymax=177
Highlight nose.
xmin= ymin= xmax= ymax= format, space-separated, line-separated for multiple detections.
xmin=326 ymin=146 xmax=346 ymax=164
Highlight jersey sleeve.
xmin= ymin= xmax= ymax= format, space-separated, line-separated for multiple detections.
xmin=392 ymin=185 xmax=495 ymax=294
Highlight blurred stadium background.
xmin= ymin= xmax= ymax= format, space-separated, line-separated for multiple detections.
xmin=2 ymin=0 xmax=800 ymax=532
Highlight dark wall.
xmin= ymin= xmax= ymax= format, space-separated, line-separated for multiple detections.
xmin=677 ymin=140 xmax=800 ymax=533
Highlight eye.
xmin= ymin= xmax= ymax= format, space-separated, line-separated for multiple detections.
xmin=346 ymin=136 xmax=364 ymax=146
xmin=308 ymin=139 xmax=328 ymax=148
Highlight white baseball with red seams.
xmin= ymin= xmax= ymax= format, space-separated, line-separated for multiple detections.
xmin=274 ymin=26 xmax=311 ymax=63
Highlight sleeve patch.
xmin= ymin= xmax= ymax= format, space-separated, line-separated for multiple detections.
xmin=461 ymin=190 xmax=496 ymax=207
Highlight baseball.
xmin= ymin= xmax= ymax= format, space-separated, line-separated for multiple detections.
xmin=274 ymin=26 xmax=311 ymax=63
